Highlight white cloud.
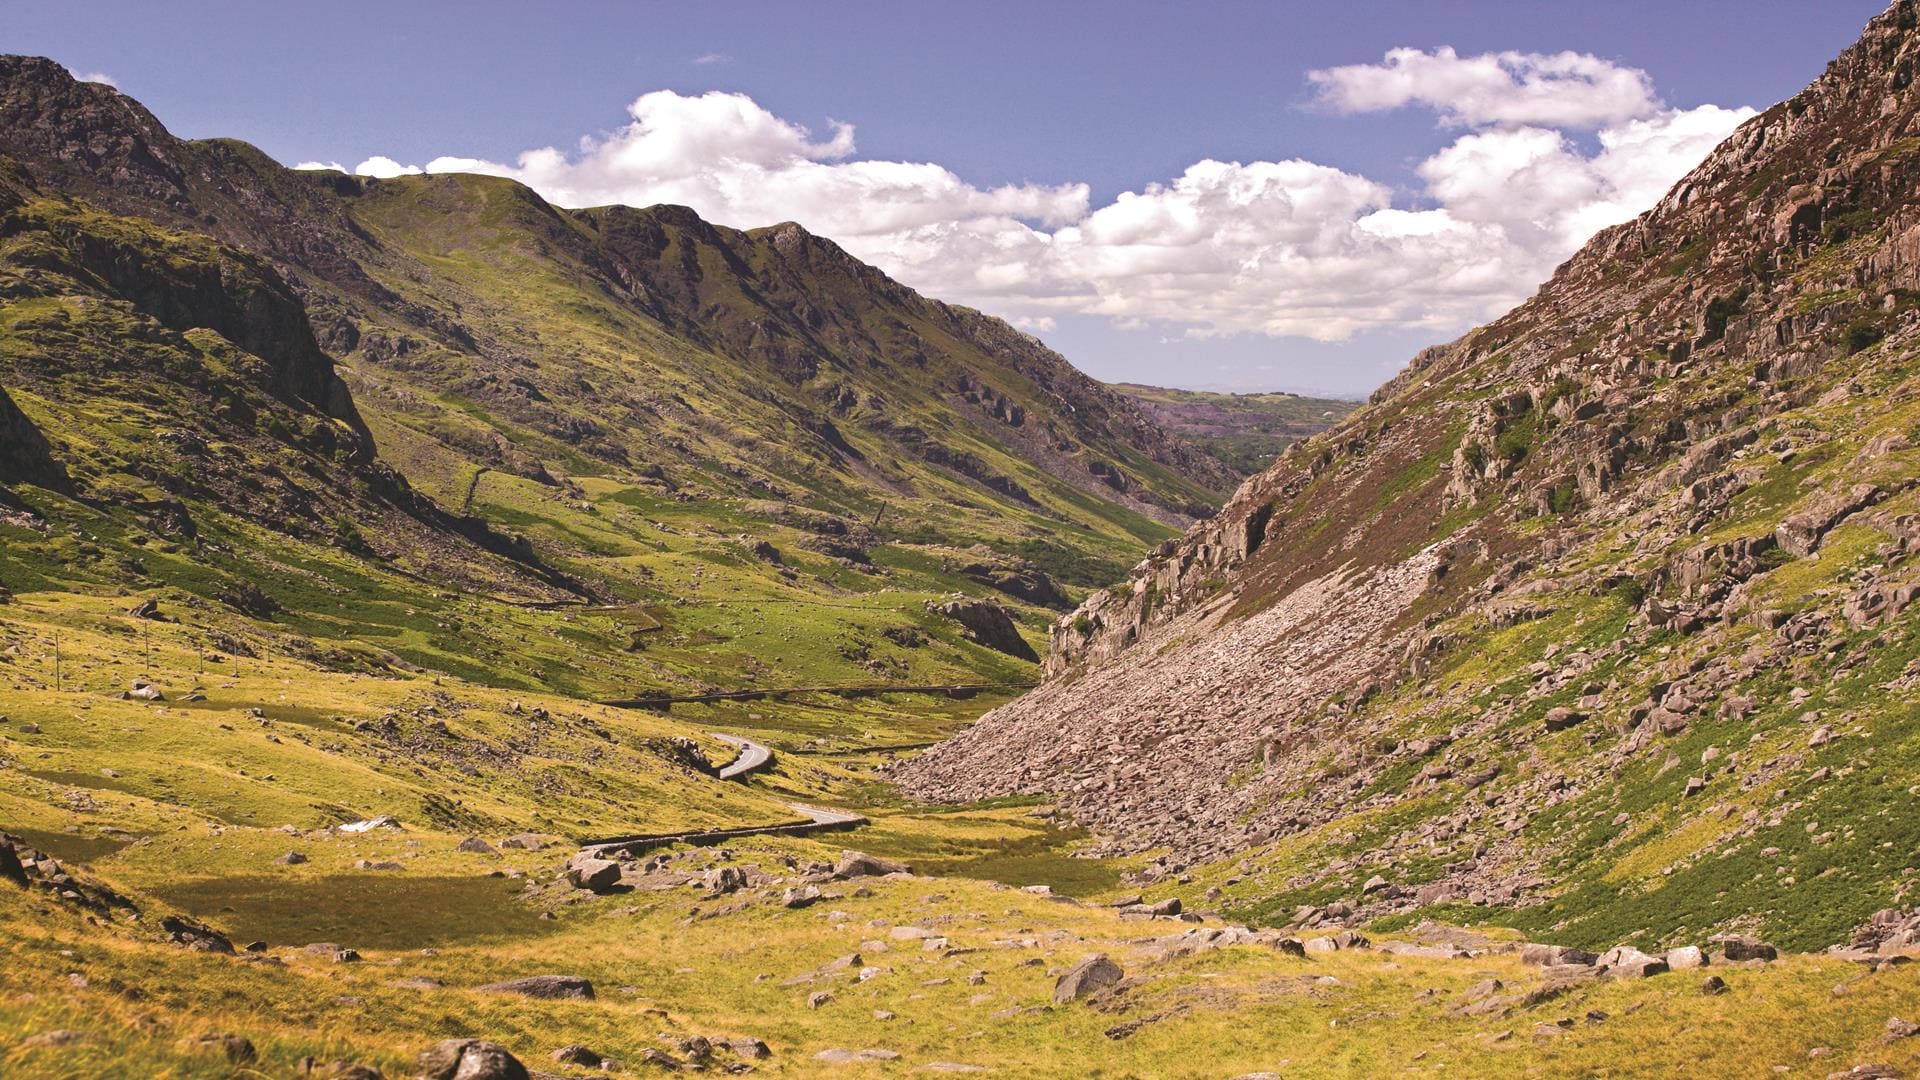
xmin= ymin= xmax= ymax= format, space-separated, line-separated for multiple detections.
xmin=693 ymin=52 xmax=731 ymax=65
xmin=77 ymin=71 xmax=118 ymax=89
xmin=1309 ymin=47 xmax=1661 ymax=129
xmin=353 ymin=155 xmax=424 ymax=178
xmin=311 ymin=69 xmax=1751 ymax=350
xmin=293 ymin=157 xmax=424 ymax=178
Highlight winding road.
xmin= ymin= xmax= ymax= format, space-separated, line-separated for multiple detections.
xmin=574 ymin=732 xmax=867 ymax=856
xmin=712 ymin=732 xmax=774 ymax=779
xmin=601 ymin=681 xmax=1034 ymax=709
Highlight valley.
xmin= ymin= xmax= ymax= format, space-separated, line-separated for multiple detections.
xmin=8 ymin=3 xmax=1920 ymax=1077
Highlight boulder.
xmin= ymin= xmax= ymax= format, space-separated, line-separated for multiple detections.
xmin=728 ymin=1038 xmax=772 ymax=1060
xmin=499 ymin=834 xmax=548 ymax=851
xmin=456 ymin=837 xmax=497 ymax=855
xmin=160 ymin=915 xmax=235 ymax=954
xmin=0 ymin=836 xmax=28 ymax=888
xmin=417 ymin=1039 xmax=529 ymax=1080
xmin=1713 ymin=935 xmax=1778 ymax=962
xmin=929 ymin=598 xmax=1038 ymax=661
xmin=477 ymin=975 xmax=595 ymax=1001
xmin=1543 ymin=707 xmax=1587 ymax=732
xmin=1520 ymin=944 xmax=1597 ymax=967
xmin=833 ymin=851 xmax=909 ymax=879
xmin=185 ymin=1034 xmax=257 ymax=1063
xmin=1598 ymin=946 xmax=1669 ymax=979
xmin=1665 ymin=946 xmax=1709 ymax=970
xmin=815 ymin=1048 xmax=902 ymax=1065
xmin=704 ymin=866 xmax=748 ymax=894
xmin=565 ymin=857 xmax=621 ymax=894
xmin=551 ymin=1046 xmax=605 ymax=1067
xmin=1053 ymin=954 xmax=1124 ymax=1003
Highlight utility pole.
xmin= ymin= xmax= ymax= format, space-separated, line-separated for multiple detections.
xmin=870 ymin=501 xmax=889 ymax=532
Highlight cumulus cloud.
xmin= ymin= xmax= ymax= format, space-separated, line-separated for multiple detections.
xmin=77 ymin=71 xmax=118 ymax=89
xmin=293 ymin=156 xmax=423 ymax=178
xmin=306 ymin=61 xmax=1752 ymax=347
xmin=1309 ymin=47 xmax=1660 ymax=129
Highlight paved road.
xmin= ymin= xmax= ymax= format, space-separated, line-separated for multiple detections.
xmin=602 ymin=681 xmax=1035 ymax=708
xmin=572 ymin=735 xmax=867 ymax=856
xmin=576 ymin=801 xmax=867 ymax=858
xmin=712 ymin=733 xmax=774 ymax=780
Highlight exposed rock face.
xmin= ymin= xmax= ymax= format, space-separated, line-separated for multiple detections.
xmin=0 ymin=385 xmax=66 ymax=492
xmin=930 ymin=598 xmax=1038 ymax=662
xmin=897 ymin=3 xmax=1920 ymax=948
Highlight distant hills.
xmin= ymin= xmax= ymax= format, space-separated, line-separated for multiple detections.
xmin=1110 ymin=383 xmax=1358 ymax=474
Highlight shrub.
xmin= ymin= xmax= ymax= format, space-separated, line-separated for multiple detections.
xmin=1846 ymin=318 xmax=1887 ymax=354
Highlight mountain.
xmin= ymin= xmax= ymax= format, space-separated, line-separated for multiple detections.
xmin=901 ymin=0 xmax=1920 ymax=952
xmin=1110 ymin=383 xmax=1359 ymax=474
xmin=0 ymin=56 xmax=1237 ymax=698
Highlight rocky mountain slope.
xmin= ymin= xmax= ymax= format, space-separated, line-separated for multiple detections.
xmin=0 ymin=55 xmax=1237 ymax=698
xmin=902 ymin=0 xmax=1920 ymax=952
xmin=1110 ymin=383 xmax=1358 ymax=474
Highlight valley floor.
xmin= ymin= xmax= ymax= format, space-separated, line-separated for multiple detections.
xmin=2 ymin=611 xmax=1920 ymax=1079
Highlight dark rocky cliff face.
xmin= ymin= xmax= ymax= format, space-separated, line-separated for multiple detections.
xmin=0 ymin=384 xmax=63 ymax=492
xmin=897 ymin=1 xmax=1920 ymax=949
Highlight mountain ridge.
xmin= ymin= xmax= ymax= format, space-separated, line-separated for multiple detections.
xmin=899 ymin=0 xmax=1920 ymax=951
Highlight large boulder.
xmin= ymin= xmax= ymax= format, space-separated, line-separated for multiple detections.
xmin=1713 ymin=935 xmax=1778 ymax=962
xmin=1598 ymin=946 xmax=1669 ymax=979
xmin=417 ymin=1039 xmax=529 ymax=1080
xmin=930 ymin=599 xmax=1038 ymax=662
xmin=565 ymin=856 xmax=621 ymax=893
xmin=477 ymin=975 xmax=596 ymax=1001
xmin=1665 ymin=945 xmax=1710 ymax=970
xmin=0 ymin=835 xmax=27 ymax=888
xmin=1053 ymin=954 xmax=1124 ymax=1003
xmin=833 ymin=851 xmax=910 ymax=879
xmin=1520 ymin=943 xmax=1598 ymax=967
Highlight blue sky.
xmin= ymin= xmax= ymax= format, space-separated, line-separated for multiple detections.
xmin=10 ymin=1 xmax=1890 ymax=396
